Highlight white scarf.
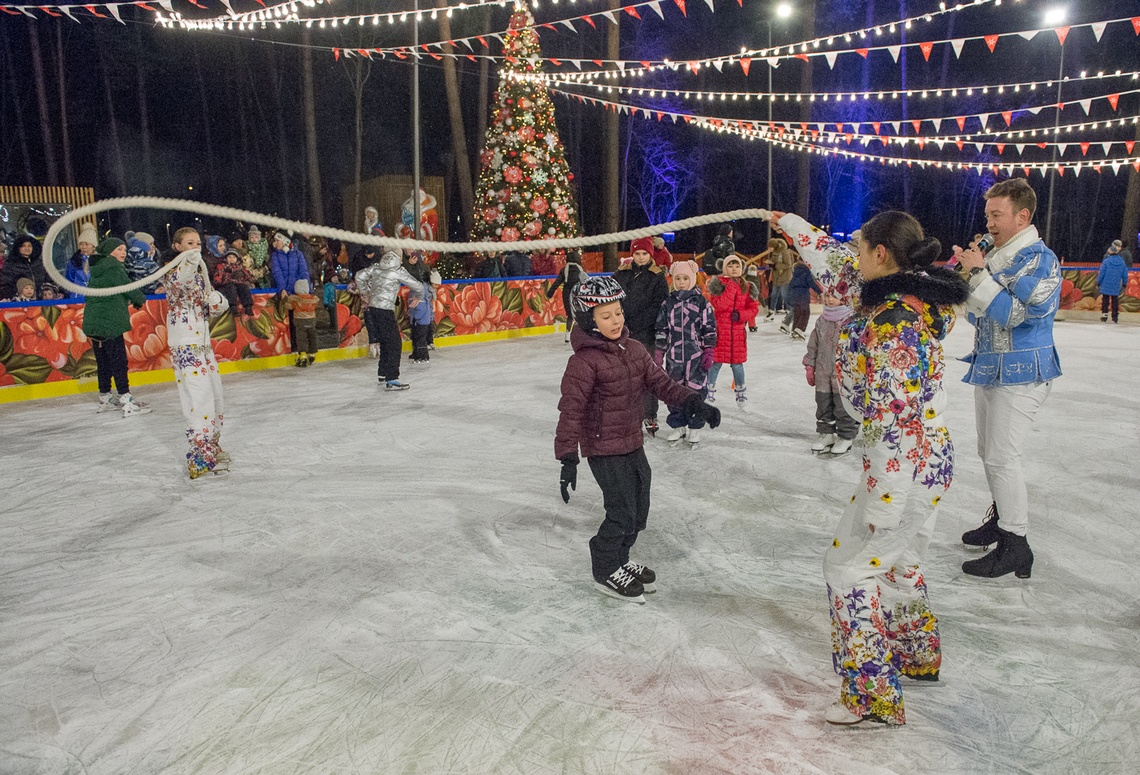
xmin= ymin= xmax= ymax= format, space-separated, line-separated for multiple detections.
xmin=986 ymin=225 xmax=1040 ymax=272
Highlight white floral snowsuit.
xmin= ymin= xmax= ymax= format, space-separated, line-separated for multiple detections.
xmin=784 ymin=215 xmax=954 ymax=725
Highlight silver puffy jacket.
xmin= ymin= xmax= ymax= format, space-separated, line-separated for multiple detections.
xmin=354 ymin=251 xmax=425 ymax=310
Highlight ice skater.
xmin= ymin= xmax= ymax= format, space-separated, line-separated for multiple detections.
xmin=354 ymin=249 xmax=424 ymax=390
xmin=165 ymin=228 xmax=229 ymax=480
xmin=613 ymin=238 xmax=670 ymax=435
xmin=706 ymin=254 xmax=759 ymax=404
xmin=284 ymin=279 xmax=320 ymax=367
xmin=654 ymin=260 xmax=718 ymax=447
xmin=546 ymin=250 xmax=588 ymax=342
xmin=555 ymin=276 xmax=720 ymax=603
xmin=803 ymin=292 xmax=856 ymax=456
xmin=772 ymin=208 xmax=969 ymax=727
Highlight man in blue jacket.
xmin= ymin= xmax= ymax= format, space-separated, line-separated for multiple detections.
xmin=1097 ymin=241 xmax=1128 ymax=323
xmin=956 ymin=178 xmax=1062 ymax=580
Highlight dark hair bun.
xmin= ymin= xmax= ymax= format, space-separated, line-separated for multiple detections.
xmin=908 ymin=237 xmax=941 ymax=267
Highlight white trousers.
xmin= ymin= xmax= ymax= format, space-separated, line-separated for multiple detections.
xmin=974 ymin=381 xmax=1052 ymax=536
xmin=172 ymin=344 xmax=225 ymax=475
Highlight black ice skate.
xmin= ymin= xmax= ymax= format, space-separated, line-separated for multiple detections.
xmin=622 ymin=562 xmax=656 ymax=593
xmin=961 ymin=527 xmax=1033 ymax=579
xmin=962 ymin=502 xmax=1000 ymax=550
xmin=594 ymin=567 xmax=646 ymax=603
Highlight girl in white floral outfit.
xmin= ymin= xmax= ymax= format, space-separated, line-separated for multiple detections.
xmin=165 ymin=228 xmax=230 ymax=480
xmin=771 ymin=210 xmax=969 ymax=727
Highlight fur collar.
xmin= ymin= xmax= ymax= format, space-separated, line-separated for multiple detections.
xmin=860 ymin=266 xmax=969 ymax=310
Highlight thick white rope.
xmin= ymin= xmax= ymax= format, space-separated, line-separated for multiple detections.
xmin=42 ymin=196 xmax=773 ymax=297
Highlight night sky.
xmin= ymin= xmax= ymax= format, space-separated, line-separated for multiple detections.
xmin=2 ymin=0 xmax=1138 ymax=260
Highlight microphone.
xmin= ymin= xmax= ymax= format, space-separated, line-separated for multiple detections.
xmin=976 ymin=234 xmax=995 ymax=255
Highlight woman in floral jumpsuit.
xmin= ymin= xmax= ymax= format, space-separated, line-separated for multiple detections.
xmin=772 ymin=210 xmax=970 ymax=727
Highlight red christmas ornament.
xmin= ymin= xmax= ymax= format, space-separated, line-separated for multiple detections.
xmin=483 ymin=207 xmax=499 ymax=223
xmin=531 ymin=196 xmax=548 ymax=214
xmin=501 ymin=226 xmax=520 ymax=242
xmin=504 ymin=166 xmax=523 ymax=184
xmin=523 ymin=220 xmax=542 ymax=238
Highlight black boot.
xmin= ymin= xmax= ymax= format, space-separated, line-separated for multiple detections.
xmin=962 ymin=502 xmax=1000 ymax=549
xmin=962 ymin=528 xmax=1033 ymax=579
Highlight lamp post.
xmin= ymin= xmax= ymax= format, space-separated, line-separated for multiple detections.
xmin=412 ymin=0 xmax=422 ymax=233
xmin=765 ymin=3 xmax=794 ymax=241
xmin=1043 ymin=7 xmax=1067 ymax=247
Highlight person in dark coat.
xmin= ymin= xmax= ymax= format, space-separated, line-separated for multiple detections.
xmin=613 ymin=237 xmax=670 ymax=434
xmin=1098 ymin=242 xmax=1128 ymax=323
xmin=783 ymin=254 xmax=824 ymax=339
xmin=546 ymin=251 xmax=587 ymax=342
xmin=0 ymin=235 xmax=48 ymax=299
xmin=555 ymin=275 xmax=720 ymax=604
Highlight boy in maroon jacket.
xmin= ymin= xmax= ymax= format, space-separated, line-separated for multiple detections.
xmin=556 ymin=276 xmax=720 ymax=603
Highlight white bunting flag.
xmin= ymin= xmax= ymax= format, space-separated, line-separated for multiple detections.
xmin=887 ymin=46 xmax=901 ymax=63
xmin=1017 ymin=30 xmax=1038 ymax=41
xmin=712 ymin=60 xmax=724 ymax=72
xmin=615 ymin=60 xmax=625 ymax=72
xmin=1101 ymin=142 xmax=1112 ymax=155
xmin=950 ymin=39 xmax=965 ymax=58
xmin=107 ymin=4 xmax=125 ymax=23
xmin=702 ymin=0 xmax=715 ymax=11
xmin=889 ymin=121 xmax=900 ymax=134
xmin=765 ymin=57 xmax=780 ymax=69
xmin=978 ymin=113 xmax=990 ymax=128
xmin=1057 ymin=143 xmax=1068 ymax=155
xmin=1091 ymin=22 xmax=1107 ymax=42
xmin=975 ymin=143 xmax=985 ymax=153
xmin=1078 ymin=99 xmax=1092 ymax=114
xmin=648 ymin=1 xmax=664 ymax=20
xmin=1027 ymin=106 xmax=1043 ymax=115
xmin=1016 ymin=145 xmax=1025 ymax=155
xmin=600 ymin=10 xmax=617 ymax=25
xmin=59 ymin=5 xmax=78 ymax=21
xmin=560 ymin=20 xmax=576 ymax=32
xmin=569 ymin=59 xmax=582 ymax=69
xmin=824 ymin=51 xmax=838 ymax=69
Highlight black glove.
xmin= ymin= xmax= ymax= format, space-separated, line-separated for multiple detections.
xmin=683 ymin=394 xmax=721 ymax=430
xmin=730 ymin=310 xmax=741 ymax=323
xmin=559 ymin=456 xmax=578 ymax=503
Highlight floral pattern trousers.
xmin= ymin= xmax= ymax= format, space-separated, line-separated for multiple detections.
xmin=172 ymin=344 xmax=224 ymax=477
xmin=824 ymin=485 xmax=943 ymax=725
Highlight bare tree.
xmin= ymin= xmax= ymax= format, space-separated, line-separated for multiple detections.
xmin=1 ymin=25 xmax=35 ymax=183
xmin=339 ymin=32 xmax=373 ymax=229
xmin=96 ymin=28 xmax=127 ymax=198
xmin=301 ymin=26 xmax=324 ymax=224
xmin=437 ymin=0 xmax=474 ymax=236
xmin=54 ymin=20 xmax=74 ymax=186
xmin=27 ymin=22 xmax=59 ymax=185
xmin=602 ymin=0 xmax=621 ymax=271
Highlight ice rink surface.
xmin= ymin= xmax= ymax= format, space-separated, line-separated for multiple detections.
xmin=1 ymin=317 xmax=1137 ymax=774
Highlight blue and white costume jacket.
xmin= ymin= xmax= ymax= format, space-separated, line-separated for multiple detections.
xmin=963 ymin=226 xmax=1062 ymax=386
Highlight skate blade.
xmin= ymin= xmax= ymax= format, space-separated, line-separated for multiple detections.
xmin=593 ymin=582 xmax=646 ymax=604
xmin=641 ymin=582 xmax=656 ymax=593
xmin=961 ymin=542 xmax=996 ymax=552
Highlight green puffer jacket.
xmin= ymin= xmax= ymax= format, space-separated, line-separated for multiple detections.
xmin=81 ymin=255 xmax=147 ymax=338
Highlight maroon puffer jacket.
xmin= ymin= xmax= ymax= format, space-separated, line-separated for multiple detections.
xmin=556 ymin=326 xmax=695 ymax=460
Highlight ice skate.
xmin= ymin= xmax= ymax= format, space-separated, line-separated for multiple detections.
xmin=685 ymin=428 xmax=701 ymax=448
xmin=828 ymin=437 xmax=853 ymax=456
xmin=824 ymin=702 xmax=891 ymax=728
xmin=779 ymin=322 xmax=791 ymax=335
xmin=707 ymin=385 xmax=716 ymax=403
xmin=307 ymin=354 xmax=316 ymax=365
xmin=665 ymin=426 xmax=686 ymax=444
xmin=734 ymin=386 xmax=747 ymax=405
xmin=120 ymin=394 xmax=152 ymax=417
xmin=962 ymin=502 xmax=1000 ymax=550
xmin=594 ymin=567 xmax=646 ymax=604
xmin=216 ymin=449 xmax=232 ymax=464
xmin=96 ymin=393 xmax=121 ymax=413
xmin=622 ymin=562 xmax=656 ymax=593
xmin=811 ymin=433 xmax=836 ymax=454
xmin=791 ymin=328 xmax=806 ymax=341
xmin=385 ymin=380 xmax=411 ymax=391
xmin=962 ymin=528 xmax=1033 ymax=579
xmin=643 ymin=419 xmax=659 ymax=437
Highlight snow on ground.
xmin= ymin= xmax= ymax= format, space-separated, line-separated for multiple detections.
xmin=1 ymin=317 xmax=1137 ymax=774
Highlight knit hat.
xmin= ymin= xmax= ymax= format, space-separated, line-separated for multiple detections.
xmin=77 ymin=225 xmax=98 ymax=247
xmin=97 ymin=237 xmax=125 ymax=256
xmin=721 ymin=254 xmax=745 ymax=274
xmin=570 ymin=275 xmax=626 ymax=332
xmin=16 ymin=277 xmax=34 ymax=295
xmin=1112 ymin=239 xmax=1123 ymax=249
xmin=223 ymin=248 xmax=240 ymax=260
xmin=133 ymin=232 xmax=155 ymax=246
xmin=248 ymin=225 xmax=261 ymax=237
xmin=629 ymin=237 xmax=654 ymax=256
xmin=670 ymin=259 xmax=698 ymax=287
xmin=124 ymin=231 xmax=135 ymax=244
xmin=294 ymin=279 xmax=310 ymax=294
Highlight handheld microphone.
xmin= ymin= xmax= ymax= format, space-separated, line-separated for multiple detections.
xmin=976 ymin=234 xmax=995 ymax=256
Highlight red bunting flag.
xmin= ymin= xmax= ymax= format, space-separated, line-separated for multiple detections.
xmin=911 ymin=119 xmax=922 ymax=134
xmin=810 ymin=129 xmax=819 ymax=139
xmin=688 ymin=61 xmax=700 ymax=74
xmin=872 ymin=122 xmax=881 ymax=135
xmin=674 ymin=0 xmax=686 ymax=16
xmin=656 ymin=112 xmax=664 ymax=121
xmin=1002 ymin=111 xmax=1013 ymax=126
xmin=466 ymin=54 xmax=476 ymax=62
xmin=0 ymin=6 xmax=21 ymax=14
xmin=38 ymin=6 xmax=63 ymax=16
xmin=583 ymin=16 xmax=596 ymax=28
xmin=956 ymin=116 xmax=966 ymax=131
xmin=917 ymin=138 xmax=926 ymax=149
xmin=1080 ymin=142 xmax=1090 ymax=156
xmin=1057 ymin=167 xmax=1065 ymax=177
xmin=1133 ymin=17 xmax=1140 ymax=35
xmin=856 ymin=49 xmax=869 ymax=58
xmin=624 ymin=7 xmax=641 ymax=19
xmin=592 ymin=59 xmax=604 ymax=66
xmin=541 ymin=23 xmax=557 ymax=30
xmin=683 ymin=115 xmax=694 ymax=123
xmin=996 ymin=143 xmax=1006 ymax=155
xmin=1023 ymin=167 xmax=1031 ymax=176
xmin=550 ymin=58 xmax=562 ymax=66
xmin=1134 ymin=161 xmax=1140 ymax=172
xmin=984 ymin=35 xmax=999 ymax=52
xmin=84 ymin=5 xmax=109 ymax=17
xmin=795 ymin=53 xmax=809 ymax=61
xmin=1108 ymin=94 xmax=1120 ymax=110
xmin=1126 ymin=141 xmax=1136 ymax=153
xmin=1036 ymin=142 xmax=1048 ymax=149
xmin=919 ymin=42 xmax=934 ymax=61
xmin=739 ymin=57 xmax=751 ymax=76
xmin=476 ymin=36 xmax=488 ymax=48
xmin=844 ymin=134 xmax=853 ymax=144
xmin=956 ymin=140 xmax=965 ymax=151
xmin=1055 ymin=26 xmax=1070 ymax=45
xmin=333 ymin=48 xmax=341 ymax=61
xmin=640 ymin=61 xmax=652 ymax=69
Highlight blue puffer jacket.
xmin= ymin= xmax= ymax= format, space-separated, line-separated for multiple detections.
xmin=786 ymin=261 xmax=823 ymax=306
xmin=1097 ymin=253 xmax=1128 ymax=296
xmin=409 ymin=282 xmax=434 ymax=325
xmin=124 ymin=239 xmax=161 ymax=294
xmin=271 ymin=246 xmax=310 ymax=293
xmin=963 ymin=226 xmax=1062 ymax=386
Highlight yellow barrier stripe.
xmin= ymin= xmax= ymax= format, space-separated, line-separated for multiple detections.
xmin=0 ymin=325 xmax=560 ymax=404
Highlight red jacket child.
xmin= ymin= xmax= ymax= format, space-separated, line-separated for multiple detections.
xmin=707 ymin=256 xmax=759 ymax=365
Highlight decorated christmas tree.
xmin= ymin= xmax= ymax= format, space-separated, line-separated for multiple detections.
xmin=471 ymin=3 xmax=581 ymax=251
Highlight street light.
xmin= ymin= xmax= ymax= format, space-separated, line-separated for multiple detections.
xmin=762 ymin=4 xmax=793 ymax=240
xmin=1043 ymin=7 xmax=1068 ymax=247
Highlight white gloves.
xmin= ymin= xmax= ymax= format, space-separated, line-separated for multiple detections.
xmin=207 ymin=291 xmax=229 ymax=317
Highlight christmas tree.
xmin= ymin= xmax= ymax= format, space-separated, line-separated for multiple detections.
xmin=471 ymin=3 xmax=581 ymax=249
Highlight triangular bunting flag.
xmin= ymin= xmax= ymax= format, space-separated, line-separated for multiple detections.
xmin=739 ymin=57 xmax=751 ymax=75
xmin=84 ymin=5 xmax=108 ymax=17
xmin=1091 ymin=22 xmax=1107 ymax=41
xmin=919 ymin=41 xmax=933 ymax=61
xmin=582 ymin=16 xmax=595 ymax=28
xmin=59 ymin=5 xmax=79 ymax=21
xmin=615 ymin=60 xmax=626 ymax=72
xmin=765 ymin=56 xmax=780 ymax=69
xmin=911 ymin=120 xmax=922 ymax=134
xmin=1055 ymin=26 xmax=1070 ymax=46
xmin=984 ymin=35 xmax=998 ymax=52
xmin=1132 ymin=17 xmax=1140 ymax=35
xmin=333 ymin=48 xmax=341 ymax=61
xmin=1016 ymin=145 xmax=1025 ymax=155
xmin=569 ymin=59 xmax=582 ymax=69
xmin=996 ymin=143 xmax=1005 ymax=155
xmin=795 ymin=53 xmax=809 ymax=61
xmin=872 ymin=122 xmax=881 ymax=135
xmin=1057 ymin=166 xmax=1065 ymax=177
xmin=712 ymin=60 xmax=724 ymax=72
xmin=1101 ymin=142 xmax=1112 ymax=155
xmin=560 ymin=19 xmax=576 ymax=32
xmin=1017 ymin=30 xmax=1038 ymax=41
xmin=951 ymin=39 xmax=965 ymax=58
xmin=975 ymin=143 xmax=984 ymax=153
xmin=978 ymin=113 xmax=990 ymax=127
xmin=702 ymin=0 xmax=714 ymax=11
xmin=888 ymin=121 xmax=900 ymax=133
xmin=1057 ymin=143 xmax=1068 ymax=155
xmin=648 ymin=1 xmax=664 ymax=19
xmin=1023 ymin=166 xmax=1031 ymax=176
xmin=1002 ymin=111 xmax=1013 ymax=126
xmin=956 ymin=116 xmax=966 ymax=131
xmin=956 ymin=140 xmax=965 ymax=151
xmin=1078 ymin=99 xmax=1091 ymax=114
xmin=855 ymin=49 xmax=869 ymax=59
xmin=674 ymin=0 xmax=687 ymax=16
xmin=888 ymin=45 xmax=901 ymax=63
xmin=476 ymin=35 xmax=488 ymax=48
xmin=640 ymin=61 xmax=652 ymax=69
xmin=824 ymin=51 xmax=838 ymax=69
xmin=1080 ymin=143 xmax=1090 ymax=156
xmin=688 ymin=61 xmax=700 ymax=74
xmin=1027 ymin=106 xmax=1044 ymax=115
xmin=656 ymin=111 xmax=664 ymax=121
xmin=600 ymin=10 xmax=617 ymax=25
xmin=623 ymin=6 xmax=641 ymax=19
xmin=1127 ymin=141 xmax=1136 ymax=153
xmin=1108 ymin=94 xmax=1120 ymax=110
xmin=917 ymin=138 xmax=926 ymax=150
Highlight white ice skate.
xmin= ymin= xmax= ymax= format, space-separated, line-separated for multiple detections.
xmin=811 ymin=433 xmax=837 ymax=454
xmin=686 ymin=428 xmax=701 ymax=448
xmin=828 ymin=437 xmax=854 ymax=456
xmin=824 ymin=702 xmax=891 ymax=728
xmin=120 ymin=394 xmax=152 ymax=417
xmin=666 ymin=427 xmax=686 ymax=444
xmin=96 ymin=393 xmax=121 ymax=413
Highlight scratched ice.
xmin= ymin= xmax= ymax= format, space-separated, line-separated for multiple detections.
xmin=1 ymin=319 xmax=1136 ymax=774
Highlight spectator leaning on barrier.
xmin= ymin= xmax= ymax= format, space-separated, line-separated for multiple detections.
xmin=0 ymin=236 xmax=47 ymax=299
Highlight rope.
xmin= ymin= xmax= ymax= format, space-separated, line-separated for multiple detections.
xmin=42 ymin=195 xmax=774 ymax=297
